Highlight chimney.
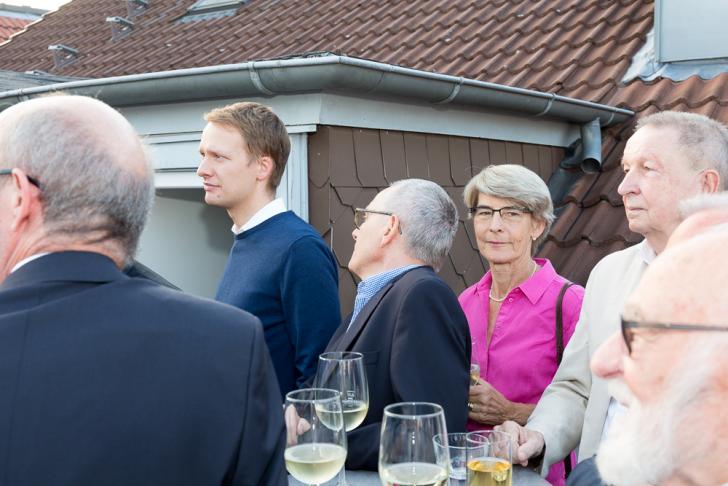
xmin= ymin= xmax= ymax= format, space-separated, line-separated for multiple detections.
xmin=48 ymin=44 xmax=78 ymax=69
xmin=106 ymin=16 xmax=134 ymax=41
xmin=125 ymin=0 xmax=149 ymax=19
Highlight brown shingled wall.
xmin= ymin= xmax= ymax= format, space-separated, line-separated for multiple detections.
xmin=308 ymin=125 xmax=565 ymax=317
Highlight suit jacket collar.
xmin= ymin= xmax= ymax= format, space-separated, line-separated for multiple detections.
xmin=332 ymin=266 xmax=433 ymax=351
xmin=1 ymin=251 xmax=127 ymax=291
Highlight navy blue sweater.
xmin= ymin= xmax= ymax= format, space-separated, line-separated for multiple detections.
xmin=216 ymin=211 xmax=341 ymax=395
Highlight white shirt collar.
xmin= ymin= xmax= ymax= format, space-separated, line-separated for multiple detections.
xmin=232 ymin=198 xmax=287 ymax=235
xmin=11 ymin=252 xmax=50 ymax=274
xmin=638 ymin=239 xmax=656 ymax=265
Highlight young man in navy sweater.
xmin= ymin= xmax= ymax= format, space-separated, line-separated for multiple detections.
xmin=197 ymin=101 xmax=341 ymax=396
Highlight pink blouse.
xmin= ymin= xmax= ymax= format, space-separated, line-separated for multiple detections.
xmin=458 ymin=258 xmax=584 ymax=486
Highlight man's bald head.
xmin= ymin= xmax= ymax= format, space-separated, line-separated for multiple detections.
xmin=0 ymin=95 xmax=153 ymax=261
xmin=668 ymin=192 xmax=728 ymax=248
xmin=626 ymin=227 xmax=728 ymax=325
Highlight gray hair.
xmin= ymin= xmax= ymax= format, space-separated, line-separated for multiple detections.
xmin=0 ymin=102 xmax=154 ymax=260
xmin=463 ymin=164 xmax=554 ymax=252
xmin=636 ymin=111 xmax=728 ymax=189
xmin=384 ymin=179 xmax=458 ymax=271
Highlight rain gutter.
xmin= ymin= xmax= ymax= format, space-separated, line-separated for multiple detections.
xmin=0 ymin=55 xmax=633 ymax=126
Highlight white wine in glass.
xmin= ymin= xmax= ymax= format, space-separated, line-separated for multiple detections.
xmin=465 ymin=431 xmax=513 ymax=486
xmin=379 ymin=402 xmax=449 ymax=486
xmin=284 ymin=388 xmax=347 ymax=486
xmin=315 ymin=352 xmax=369 ymax=432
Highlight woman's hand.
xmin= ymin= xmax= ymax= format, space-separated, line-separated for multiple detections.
xmin=468 ymin=379 xmax=535 ymax=425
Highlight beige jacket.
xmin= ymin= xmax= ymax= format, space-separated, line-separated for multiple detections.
xmin=527 ymin=241 xmax=650 ymax=473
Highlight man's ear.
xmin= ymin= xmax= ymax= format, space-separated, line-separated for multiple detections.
xmin=379 ymin=214 xmax=400 ymax=247
xmin=700 ymin=168 xmax=721 ymax=194
xmin=256 ymin=155 xmax=275 ymax=183
xmin=10 ymin=170 xmax=40 ymax=231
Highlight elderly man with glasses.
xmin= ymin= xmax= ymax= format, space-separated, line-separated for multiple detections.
xmin=498 ymin=111 xmax=728 ymax=479
xmin=586 ymin=212 xmax=728 ymax=486
xmin=320 ymin=178 xmax=471 ymax=471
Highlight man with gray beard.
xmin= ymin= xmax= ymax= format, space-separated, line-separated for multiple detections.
xmin=585 ymin=200 xmax=728 ymax=486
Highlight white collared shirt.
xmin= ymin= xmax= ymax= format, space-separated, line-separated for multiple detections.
xmin=11 ymin=252 xmax=50 ymax=274
xmin=601 ymin=239 xmax=656 ymax=441
xmin=232 ymin=198 xmax=287 ymax=235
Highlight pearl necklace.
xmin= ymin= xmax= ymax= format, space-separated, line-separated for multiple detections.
xmin=489 ymin=262 xmax=538 ymax=302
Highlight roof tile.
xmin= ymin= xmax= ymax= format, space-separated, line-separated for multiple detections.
xmin=5 ymin=0 xmax=728 ymax=286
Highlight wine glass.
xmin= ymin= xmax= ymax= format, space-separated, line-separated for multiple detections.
xmin=465 ymin=431 xmax=512 ymax=486
xmin=315 ymin=352 xmax=369 ymax=432
xmin=315 ymin=352 xmax=369 ymax=486
xmin=284 ymin=388 xmax=347 ymax=486
xmin=469 ymin=363 xmax=481 ymax=386
xmin=379 ymin=402 xmax=449 ymax=486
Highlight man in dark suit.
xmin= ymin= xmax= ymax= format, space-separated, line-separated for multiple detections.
xmin=323 ymin=179 xmax=471 ymax=471
xmin=0 ymin=95 xmax=286 ymax=485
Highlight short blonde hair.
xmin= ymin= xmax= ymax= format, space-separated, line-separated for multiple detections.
xmin=463 ymin=164 xmax=555 ymax=252
xmin=204 ymin=101 xmax=290 ymax=190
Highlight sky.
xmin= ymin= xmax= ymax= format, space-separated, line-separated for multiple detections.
xmin=4 ymin=0 xmax=72 ymax=11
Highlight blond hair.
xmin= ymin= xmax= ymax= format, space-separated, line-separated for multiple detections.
xmin=205 ymin=101 xmax=290 ymax=190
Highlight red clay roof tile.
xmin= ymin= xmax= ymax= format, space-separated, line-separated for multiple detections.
xmin=3 ymin=0 xmax=727 ymax=284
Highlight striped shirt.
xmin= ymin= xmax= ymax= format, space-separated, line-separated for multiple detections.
xmin=348 ymin=265 xmax=421 ymax=329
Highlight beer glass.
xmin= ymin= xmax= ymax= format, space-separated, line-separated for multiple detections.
xmin=465 ymin=431 xmax=512 ymax=486
xmin=433 ymin=432 xmax=469 ymax=486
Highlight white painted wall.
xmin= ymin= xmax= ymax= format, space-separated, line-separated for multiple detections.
xmin=136 ymin=189 xmax=231 ymax=298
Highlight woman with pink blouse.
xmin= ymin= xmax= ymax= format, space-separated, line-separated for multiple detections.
xmin=459 ymin=164 xmax=584 ymax=486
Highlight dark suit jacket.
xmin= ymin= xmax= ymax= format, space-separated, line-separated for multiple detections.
xmin=566 ymin=457 xmax=609 ymax=486
xmin=0 ymin=251 xmax=286 ymax=486
xmin=324 ymin=266 xmax=471 ymax=471
xmin=123 ymin=260 xmax=180 ymax=290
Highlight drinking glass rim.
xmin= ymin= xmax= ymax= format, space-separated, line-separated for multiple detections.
xmin=433 ymin=432 xmax=469 ymax=450
xmin=285 ymin=387 xmax=341 ymax=404
xmin=319 ymin=351 xmax=364 ymax=361
xmin=383 ymin=401 xmax=443 ymax=419
xmin=465 ymin=430 xmax=512 ymax=446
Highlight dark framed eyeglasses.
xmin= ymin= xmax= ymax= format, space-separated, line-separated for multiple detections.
xmin=353 ymin=207 xmax=402 ymax=233
xmin=0 ymin=168 xmax=40 ymax=188
xmin=621 ymin=318 xmax=728 ymax=355
xmin=467 ymin=205 xmax=530 ymax=222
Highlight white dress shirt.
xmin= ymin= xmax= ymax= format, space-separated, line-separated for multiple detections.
xmin=601 ymin=240 xmax=656 ymax=441
xmin=232 ymin=198 xmax=287 ymax=235
xmin=11 ymin=252 xmax=50 ymax=274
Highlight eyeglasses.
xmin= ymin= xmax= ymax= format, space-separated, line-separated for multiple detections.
xmin=353 ymin=207 xmax=402 ymax=233
xmin=0 ymin=168 xmax=40 ymax=188
xmin=621 ymin=318 xmax=728 ymax=355
xmin=468 ymin=205 xmax=530 ymax=222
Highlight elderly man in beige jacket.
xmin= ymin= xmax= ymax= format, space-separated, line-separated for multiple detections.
xmin=498 ymin=110 xmax=728 ymax=475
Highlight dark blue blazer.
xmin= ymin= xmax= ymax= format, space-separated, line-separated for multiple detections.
xmin=566 ymin=457 xmax=609 ymax=486
xmin=323 ymin=266 xmax=471 ymax=471
xmin=0 ymin=252 xmax=286 ymax=486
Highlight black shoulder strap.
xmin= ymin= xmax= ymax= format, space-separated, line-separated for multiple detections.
xmin=556 ymin=280 xmax=575 ymax=478
xmin=555 ymin=281 xmax=574 ymax=365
